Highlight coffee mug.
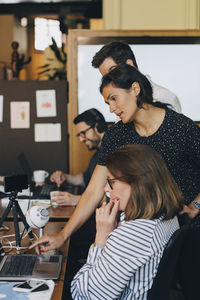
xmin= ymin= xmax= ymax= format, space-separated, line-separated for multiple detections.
xmin=33 ymin=170 xmax=49 ymax=184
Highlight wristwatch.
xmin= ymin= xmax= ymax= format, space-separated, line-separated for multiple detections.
xmin=192 ymin=201 xmax=200 ymax=210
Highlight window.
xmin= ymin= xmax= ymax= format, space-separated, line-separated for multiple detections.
xmin=34 ymin=17 xmax=62 ymax=51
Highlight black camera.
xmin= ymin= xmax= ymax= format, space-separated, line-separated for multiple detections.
xmin=4 ymin=174 xmax=28 ymax=193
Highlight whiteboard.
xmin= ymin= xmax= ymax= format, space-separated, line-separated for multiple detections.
xmin=78 ymin=43 xmax=200 ymax=122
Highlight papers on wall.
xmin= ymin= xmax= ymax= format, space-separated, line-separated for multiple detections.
xmin=10 ymin=102 xmax=30 ymax=128
xmin=36 ymin=89 xmax=57 ymax=117
xmin=0 ymin=95 xmax=3 ymax=122
xmin=34 ymin=123 xmax=61 ymax=142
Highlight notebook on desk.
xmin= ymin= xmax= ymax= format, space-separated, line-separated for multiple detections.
xmin=18 ymin=152 xmax=77 ymax=199
xmin=0 ymin=254 xmax=62 ymax=281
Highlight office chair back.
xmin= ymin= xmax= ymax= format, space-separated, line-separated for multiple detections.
xmin=147 ymin=224 xmax=190 ymax=300
xmin=178 ymin=224 xmax=200 ymax=300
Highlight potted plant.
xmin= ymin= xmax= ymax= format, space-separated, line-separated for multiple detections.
xmin=37 ymin=37 xmax=67 ymax=80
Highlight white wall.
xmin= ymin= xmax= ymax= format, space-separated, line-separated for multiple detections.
xmin=78 ymin=42 xmax=200 ymax=122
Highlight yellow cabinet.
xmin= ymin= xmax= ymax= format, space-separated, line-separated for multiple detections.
xmin=103 ymin=0 xmax=200 ymax=30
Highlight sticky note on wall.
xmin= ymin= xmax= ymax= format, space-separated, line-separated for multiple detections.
xmin=34 ymin=123 xmax=61 ymax=142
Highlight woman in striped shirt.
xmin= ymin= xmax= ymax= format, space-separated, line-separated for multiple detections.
xmin=71 ymin=144 xmax=183 ymax=300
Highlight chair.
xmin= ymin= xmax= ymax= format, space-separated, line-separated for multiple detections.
xmin=148 ymin=217 xmax=200 ymax=300
xmin=177 ymin=224 xmax=200 ymax=300
xmin=147 ymin=223 xmax=190 ymax=300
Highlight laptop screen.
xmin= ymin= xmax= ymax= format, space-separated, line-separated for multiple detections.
xmin=18 ymin=152 xmax=33 ymax=184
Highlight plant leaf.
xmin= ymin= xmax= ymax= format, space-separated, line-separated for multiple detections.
xmin=37 ymin=68 xmax=51 ymax=75
xmin=37 ymin=64 xmax=50 ymax=69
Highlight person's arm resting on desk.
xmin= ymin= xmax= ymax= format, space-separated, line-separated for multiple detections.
xmin=51 ymin=191 xmax=81 ymax=206
xmin=29 ymin=165 xmax=108 ymax=254
xmin=50 ymin=171 xmax=84 ymax=187
xmin=50 ymin=171 xmax=84 ymax=206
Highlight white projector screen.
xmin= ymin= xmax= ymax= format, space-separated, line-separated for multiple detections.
xmin=78 ymin=37 xmax=200 ymax=122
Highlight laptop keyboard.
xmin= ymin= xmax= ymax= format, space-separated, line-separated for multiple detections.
xmin=5 ymin=255 xmax=36 ymax=276
xmin=33 ymin=184 xmax=56 ymax=199
xmin=40 ymin=184 xmax=55 ymax=196
xmin=33 ymin=183 xmax=77 ymax=199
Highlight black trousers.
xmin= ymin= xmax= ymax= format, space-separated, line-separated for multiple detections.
xmin=178 ymin=225 xmax=200 ymax=300
xmin=62 ymin=214 xmax=96 ymax=300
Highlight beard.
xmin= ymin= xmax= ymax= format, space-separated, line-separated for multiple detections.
xmin=85 ymin=137 xmax=101 ymax=151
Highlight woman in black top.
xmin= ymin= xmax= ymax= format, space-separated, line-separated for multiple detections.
xmin=30 ymin=64 xmax=200 ymax=253
xmin=98 ymin=64 xmax=200 ymax=218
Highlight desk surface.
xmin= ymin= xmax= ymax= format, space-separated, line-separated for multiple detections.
xmin=0 ymin=200 xmax=75 ymax=300
xmin=0 ymin=198 xmax=75 ymax=221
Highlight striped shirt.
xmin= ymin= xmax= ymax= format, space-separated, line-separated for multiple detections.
xmin=71 ymin=215 xmax=179 ymax=300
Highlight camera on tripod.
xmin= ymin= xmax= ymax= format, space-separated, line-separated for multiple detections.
xmin=0 ymin=174 xmax=34 ymax=249
xmin=4 ymin=174 xmax=28 ymax=193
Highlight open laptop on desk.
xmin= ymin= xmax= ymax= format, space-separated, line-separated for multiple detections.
xmin=18 ymin=152 xmax=77 ymax=199
xmin=0 ymin=254 xmax=62 ymax=281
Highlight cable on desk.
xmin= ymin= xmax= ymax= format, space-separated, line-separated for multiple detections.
xmin=0 ymin=230 xmax=38 ymax=253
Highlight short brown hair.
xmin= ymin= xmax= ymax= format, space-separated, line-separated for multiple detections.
xmin=105 ymin=144 xmax=184 ymax=221
xmin=92 ymin=41 xmax=138 ymax=69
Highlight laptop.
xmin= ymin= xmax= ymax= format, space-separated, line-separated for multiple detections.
xmin=17 ymin=152 xmax=77 ymax=199
xmin=0 ymin=254 xmax=62 ymax=281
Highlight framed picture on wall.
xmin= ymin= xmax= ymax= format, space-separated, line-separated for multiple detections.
xmin=36 ymin=89 xmax=57 ymax=117
xmin=10 ymin=101 xmax=30 ymax=128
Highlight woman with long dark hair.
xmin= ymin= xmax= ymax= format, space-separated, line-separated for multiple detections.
xmin=98 ymin=64 xmax=200 ymax=221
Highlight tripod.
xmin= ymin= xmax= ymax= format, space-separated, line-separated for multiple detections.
xmin=0 ymin=191 xmax=34 ymax=250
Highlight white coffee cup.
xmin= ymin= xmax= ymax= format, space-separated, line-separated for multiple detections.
xmin=50 ymin=191 xmax=59 ymax=207
xmin=33 ymin=170 xmax=49 ymax=184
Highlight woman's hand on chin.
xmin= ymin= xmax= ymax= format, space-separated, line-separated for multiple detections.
xmin=95 ymin=199 xmax=120 ymax=247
